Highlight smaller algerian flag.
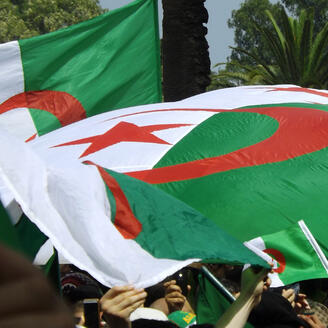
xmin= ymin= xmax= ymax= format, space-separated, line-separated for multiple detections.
xmin=244 ymin=220 xmax=328 ymax=287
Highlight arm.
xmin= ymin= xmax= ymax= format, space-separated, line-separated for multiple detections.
xmin=100 ymin=285 xmax=147 ymax=328
xmin=0 ymin=244 xmax=74 ymax=328
xmin=215 ymin=266 xmax=270 ymax=328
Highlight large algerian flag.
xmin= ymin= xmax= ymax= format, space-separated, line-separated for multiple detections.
xmin=0 ymin=0 xmax=161 ymax=141
xmin=21 ymin=85 xmax=328 ymax=258
xmin=0 ymin=129 xmax=266 ymax=287
xmin=244 ymin=221 xmax=328 ymax=287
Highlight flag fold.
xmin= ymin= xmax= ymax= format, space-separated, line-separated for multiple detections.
xmin=0 ymin=129 xmax=267 ymax=287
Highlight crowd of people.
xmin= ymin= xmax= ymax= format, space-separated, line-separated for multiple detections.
xmin=1 ymin=243 xmax=328 ymax=328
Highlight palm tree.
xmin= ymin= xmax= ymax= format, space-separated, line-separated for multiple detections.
xmin=208 ymin=62 xmax=268 ymax=90
xmin=212 ymin=8 xmax=328 ymax=89
xmin=161 ymin=0 xmax=211 ymax=101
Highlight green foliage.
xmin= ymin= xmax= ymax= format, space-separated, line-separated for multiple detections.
xmin=227 ymin=0 xmax=328 ymax=66
xmin=281 ymin=0 xmax=328 ymax=35
xmin=0 ymin=0 xmax=106 ymax=43
xmin=212 ymin=8 xmax=328 ymax=89
xmin=227 ymin=0 xmax=283 ymax=65
xmin=0 ymin=1 xmax=34 ymax=41
xmin=207 ymin=69 xmax=235 ymax=91
xmin=208 ymin=62 xmax=272 ymax=91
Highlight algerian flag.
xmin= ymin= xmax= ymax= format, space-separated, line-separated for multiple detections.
xmin=0 ymin=129 xmax=267 ymax=288
xmin=244 ymin=221 xmax=328 ymax=287
xmin=0 ymin=0 xmax=161 ymax=141
xmin=22 ymin=85 xmax=328 ymax=258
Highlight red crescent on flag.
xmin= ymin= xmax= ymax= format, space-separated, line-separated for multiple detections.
xmin=127 ymin=106 xmax=328 ymax=183
xmin=263 ymin=248 xmax=286 ymax=274
xmin=0 ymin=90 xmax=86 ymax=127
xmin=84 ymin=161 xmax=142 ymax=239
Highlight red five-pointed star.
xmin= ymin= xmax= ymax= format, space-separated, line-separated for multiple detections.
xmin=53 ymin=121 xmax=192 ymax=158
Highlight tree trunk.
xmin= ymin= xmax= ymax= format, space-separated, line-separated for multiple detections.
xmin=162 ymin=0 xmax=211 ymax=102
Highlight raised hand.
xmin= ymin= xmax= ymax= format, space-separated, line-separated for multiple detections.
xmin=100 ymin=285 xmax=147 ymax=328
xmin=282 ymin=289 xmax=310 ymax=313
xmin=164 ymin=280 xmax=186 ymax=313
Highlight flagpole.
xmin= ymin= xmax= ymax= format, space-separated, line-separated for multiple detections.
xmin=201 ymin=266 xmax=236 ymax=303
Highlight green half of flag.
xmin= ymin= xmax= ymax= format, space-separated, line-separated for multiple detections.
xmin=14 ymin=212 xmax=60 ymax=288
xmin=15 ymin=213 xmax=48 ymax=260
xmin=1 ymin=200 xmax=59 ymax=286
xmin=42 ymin=249 xmax=61 ymax=293
xmin=196 ymin=273 xmax=253 ymax=327
xmin=151 ymin=103 xmax=328 ymax=260
xmin=0 ymin=200 xmax=21 ymax=251
xmin=94 ymin=164 xmax=268 ymax=267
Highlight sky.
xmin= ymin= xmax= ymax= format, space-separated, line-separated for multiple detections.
xmin=98 ymin=0 xmax=245 ymax=69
